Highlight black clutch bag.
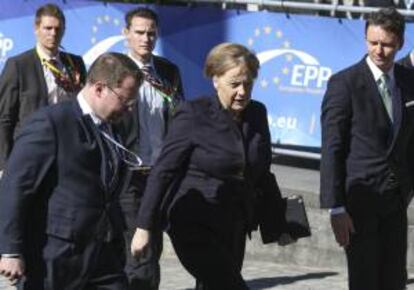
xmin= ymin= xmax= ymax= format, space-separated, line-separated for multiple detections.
xmin=283 ymin=195 xmax=311 ymax=239
xmin=259 ymin=194 xmax=311 ymax=244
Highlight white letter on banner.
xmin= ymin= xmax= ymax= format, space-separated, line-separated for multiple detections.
xmin=303 ymin=66 xmax=318 ymax=86
xmin=0 ymin=35 xmax=13 ymax=57
xmin=286 ymin=117 xmax=297 ymax=129
xmin=276 ymin=117 xmax=286 ymax=128
xmin=291 ymin=65 xmax=305 ymax=86
xmin=317 ymin=67 xmax=332 ymax=88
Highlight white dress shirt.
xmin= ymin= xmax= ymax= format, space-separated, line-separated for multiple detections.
xmin=128 ymin=54 xmax=166 ymax=166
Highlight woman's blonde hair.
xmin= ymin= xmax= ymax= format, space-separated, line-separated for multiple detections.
xmin=204 ymin=43 xmax=260 ymax=79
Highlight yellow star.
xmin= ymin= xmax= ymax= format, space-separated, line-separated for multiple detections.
xmin=285 ymin=54 xmax=293 ymax=62
xmin=282 ymin=67 xmax=289 ymax=75
xmin=260 ymin=79 xmax=269 ymax=88
xmin=276 ymin=30 xmax=283 ymax=38
xmin=255 ymin=28 xmax=261 ymax=37
xmin=96 ymin=17 xmax=103 ymax=24
xmin=273 ymin=77 xmax=280 ymax=84
xmin=263 ymin=26 xmax=272 ymax=34
xmin=283 ymin=41 xmax=291 ymax=48
xmin=248 ymin=38 xmax=254 ymax=47
xmin=92 ymin=26 xmax=98 ymax=33
xmin=104 ymin=15 xmax=111 ymax=23
xmin=113 ymin=18 xmax=120 ymax=26
xmin=91 ymin=37 xmax=97 ymax=44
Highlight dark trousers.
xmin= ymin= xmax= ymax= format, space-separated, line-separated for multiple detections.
xmin=20 ymin=237 xmax=127 ymax=290
xmin=123 ymin=226 xmax=162 ymax=290
xmin=346 ymin=189 xmax=407 ymax=290
xmin=121 ymin=174 xmax=162 ymax=290
xmin=168 ymin=191 xmax=249 ymax=290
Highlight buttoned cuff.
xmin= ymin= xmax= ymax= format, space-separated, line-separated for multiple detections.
xmin=1 ymin=254 xmax=21 ymax=258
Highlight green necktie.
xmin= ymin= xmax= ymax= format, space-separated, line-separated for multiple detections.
xmin=377 ymin=74 xmax=393 ymax=122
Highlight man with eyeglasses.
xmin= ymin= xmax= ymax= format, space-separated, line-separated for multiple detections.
xmin=120 ymin=7 xmax=184 ymax=290
xmin=0 ymin=52 xmax=142 ymax=290
xmin=0 ymin=3 xmax=86 ymax=178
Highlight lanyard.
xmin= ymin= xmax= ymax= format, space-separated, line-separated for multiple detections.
xmin=36 ymin=47 xmax=76 ymax=78
xmin=100 ymin=130 xmax=143 ymax=170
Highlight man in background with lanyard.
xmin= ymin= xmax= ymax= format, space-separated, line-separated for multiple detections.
xmin=120 ymin=7 xmax=184 ymax=290
xmin=0 ymin=3 xmax=86 ymax=177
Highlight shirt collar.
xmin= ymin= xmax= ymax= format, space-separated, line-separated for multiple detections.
xmin=36 ymin=44 xmax=61 ymax=63
xmin=128 ymin=52 xmax=154 ymax=70
xmin=366 ymin=55 xmax=395 ymax=84
xmin=77 ymin=92 xmax=104 ymax=125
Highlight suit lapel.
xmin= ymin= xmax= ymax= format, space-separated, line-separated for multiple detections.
xmin=360 ymin=60 xmax=393 ymax=126
xmin=153 ymin=56 xmax=171 ymax=131
xmin=153 ymin=56 xmax=178 ymax=96
xmin=360 ymin=61 xmax=406 ymax=153
xmin=75 ymin=104 xmax=110 ymax=195
xmin=31 ymin=49 xmax=49 ymax=103
xmin=388 ymin=66 xmax=407 ymax=150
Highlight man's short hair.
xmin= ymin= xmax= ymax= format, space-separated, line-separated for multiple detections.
xmin=35 ymin=3 xmax=65 ymax=27
xmin=87 ymin=52 xmax=143 ymax=88
xmin=125 ymin=7 xmax=159 ymax=29
xmin=365 ymin=7 xmax=405 ymax=43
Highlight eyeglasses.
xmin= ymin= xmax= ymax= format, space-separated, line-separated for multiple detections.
xmin=106 ymin=85 xmax=137 ymax=107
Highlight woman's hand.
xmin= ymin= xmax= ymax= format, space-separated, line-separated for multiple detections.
xmin=131 ymin=228 xmax=150 ymax=258
xmin=277 ymin=233 xmax=297 ymax=246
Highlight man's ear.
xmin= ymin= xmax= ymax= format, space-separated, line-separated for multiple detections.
xmin=94 ymin=81 xmax=105 ymax=98
xmin=123 ymin=27 xmax=129 ymax=37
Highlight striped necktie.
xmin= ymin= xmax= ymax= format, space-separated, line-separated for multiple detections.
xmin=141 ymin=65 xmax=163 ymax=88
xmin=377 ymin=74 xmax=393 ymax=122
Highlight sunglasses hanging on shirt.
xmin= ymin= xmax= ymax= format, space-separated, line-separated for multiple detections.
xmin=99 ymin=130 xmax=144 ymax=171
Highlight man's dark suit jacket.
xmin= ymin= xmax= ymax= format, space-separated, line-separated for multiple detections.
xmin=320 ymin=58 xmax=414 ymax=210
xmin=398 ymin=53 xmax=414 ymax=69
xmin=135 ymin=96 xmax=285 ymax=237
xmin=0 ymin=48 xmax=86 ymax=170
xmin=0 ymin=100 xmax=126 ymax=284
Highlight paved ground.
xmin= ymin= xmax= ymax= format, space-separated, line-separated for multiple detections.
xmin=160 ymin=256 xmax=349 ymax=290
xmin=2 ymin=164 xmax=414 ymax=289
xmin=160 ymin=256 xmax=414 ymax=290
xmin=3 ymin=256 xmax=413 ymax=290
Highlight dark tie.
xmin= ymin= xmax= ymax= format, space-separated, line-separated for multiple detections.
xmin=44 ymin=58 xmax=75 ymax=94
xmin=141 ymin=65 xmax=164 ymax=88
xmin=98 ymin=122 xmax=120 ymax=188
xmin=45 ymin=58 xmax=62 ymax=78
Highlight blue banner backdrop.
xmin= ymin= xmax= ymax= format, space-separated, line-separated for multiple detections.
xmin=1 ymin=1 xmax=413 ymax=149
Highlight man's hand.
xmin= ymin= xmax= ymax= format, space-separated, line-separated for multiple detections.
xmin=330 ymin=212 xmax=355 ymax=247
xmin=131 ymin=228 xmax=150 ymax=258
xmin=0 ymin=257 xmax=25 ymax=285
